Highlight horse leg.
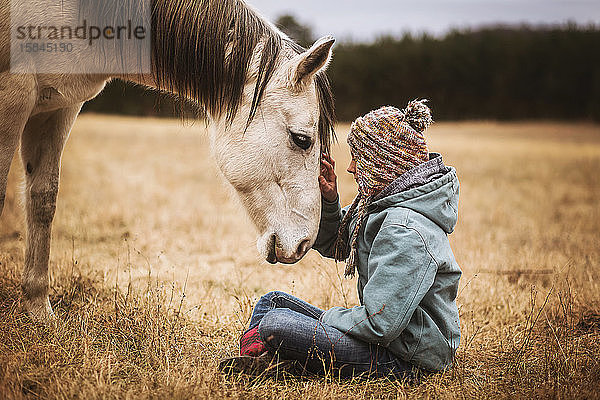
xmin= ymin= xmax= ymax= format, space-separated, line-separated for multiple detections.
xmin=0 ymin=127 xmax=20 ymax=215
xmin=20 ymin=104 xmax=83 ymax=322
xmin=0 ymin=74 xmax=36 ymax=215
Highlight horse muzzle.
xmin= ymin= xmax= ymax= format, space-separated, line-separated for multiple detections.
xmin=263 ymin=233 xmax=311 ymax=264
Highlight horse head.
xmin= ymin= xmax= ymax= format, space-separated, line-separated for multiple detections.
xmin=210 ymin=37 xmax=335 ymax=264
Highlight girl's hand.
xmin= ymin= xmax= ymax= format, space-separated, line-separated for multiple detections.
xmin=319 ymin=154 xmax=338 ymax=203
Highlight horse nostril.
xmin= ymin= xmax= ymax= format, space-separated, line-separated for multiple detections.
xmin=266 ymin=234 xmax=277 ymax=264
xmin=296 ymin=239 xmax=310 ymax=257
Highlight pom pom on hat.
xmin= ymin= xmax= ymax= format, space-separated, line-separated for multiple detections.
xmin=402 ymin=99 xmax=433 ymax=134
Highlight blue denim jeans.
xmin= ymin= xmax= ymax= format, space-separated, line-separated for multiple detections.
xmin=248 ymin=291 xmax=418 ymax=380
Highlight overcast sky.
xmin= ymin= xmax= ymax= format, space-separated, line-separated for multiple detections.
xmin=246 ymin=0 xmax=600 ymax=41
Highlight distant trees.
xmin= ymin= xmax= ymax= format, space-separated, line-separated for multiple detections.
xmin=275 ymin=14 xmax=314 ymax=48
xmin=82 ymin=19 xmax=600 ymax=122
xmin=83 ymin=80 xmax=199 ymax=118
xmin=329 ymin=26 xmax=600 ymax=121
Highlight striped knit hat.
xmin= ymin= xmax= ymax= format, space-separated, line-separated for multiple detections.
xmin=334 ymin=100 xmax=433 ymax=277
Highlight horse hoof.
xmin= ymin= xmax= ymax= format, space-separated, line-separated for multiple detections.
xmin=23 ymin=297 xmax=56 ymax=325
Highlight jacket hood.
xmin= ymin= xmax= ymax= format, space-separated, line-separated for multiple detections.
xmin=369 ymin=153 xmax=459 ymax=233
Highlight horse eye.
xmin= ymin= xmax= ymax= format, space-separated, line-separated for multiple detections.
xmin=290 ymin=132 xmax=312 ymax=151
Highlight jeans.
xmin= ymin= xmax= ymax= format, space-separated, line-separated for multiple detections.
xmin=248 ymin=291 xmax=418 ymax=380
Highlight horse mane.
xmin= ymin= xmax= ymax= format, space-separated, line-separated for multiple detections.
xmin=151 ymin=0 xmax=335 ymax=152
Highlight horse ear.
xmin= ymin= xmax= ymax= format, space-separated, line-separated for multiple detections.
xmin=292 ymin=36 xmax=335 ymax=87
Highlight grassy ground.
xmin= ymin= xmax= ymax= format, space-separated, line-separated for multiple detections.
xmin=1 ymin=115 xmax=599 ymax=399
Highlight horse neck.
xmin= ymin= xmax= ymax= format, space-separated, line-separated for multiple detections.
xmin=122 ymin=0 xmax=287 ymax=123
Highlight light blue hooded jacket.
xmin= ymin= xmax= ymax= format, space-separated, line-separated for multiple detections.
xmin=313 ymin=153 xmax=461 ymax=372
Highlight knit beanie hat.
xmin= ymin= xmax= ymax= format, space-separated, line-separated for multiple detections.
xmin=334 ymin=99 xmax=433 ymax=277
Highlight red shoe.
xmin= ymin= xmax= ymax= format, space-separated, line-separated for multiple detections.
xmin=239 ymin=326 xmax=267 ymax=357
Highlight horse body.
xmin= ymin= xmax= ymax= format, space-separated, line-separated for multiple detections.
xmin=0 ymin=0 xmax=335 ymax=321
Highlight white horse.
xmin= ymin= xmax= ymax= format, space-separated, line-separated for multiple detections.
xmin=0 ymin=0 xmax=336 ymax=321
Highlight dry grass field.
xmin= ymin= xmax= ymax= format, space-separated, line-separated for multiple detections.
xmin=1 ymin=115 xmax=599 ymax=399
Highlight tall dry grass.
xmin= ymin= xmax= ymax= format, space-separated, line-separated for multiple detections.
xmin=0 ymin=116 xmax=599 ymax=399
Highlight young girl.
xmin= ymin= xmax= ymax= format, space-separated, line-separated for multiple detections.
xmin=222 ymin=100 xmax=461 ymax=380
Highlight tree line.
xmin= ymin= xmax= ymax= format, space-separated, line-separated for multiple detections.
xmin=83 ymin=18 xmax=600 ymax=122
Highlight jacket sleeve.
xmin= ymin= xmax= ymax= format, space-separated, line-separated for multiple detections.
xmin=320 ymin=223 xmax=438 ymax=346
xmin=312 ymin=195 xmax=351 ymax=260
